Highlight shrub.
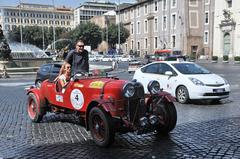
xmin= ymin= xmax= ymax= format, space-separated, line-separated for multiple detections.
xmin=212 ymin=56 xmax=218 ymax=61
xmin=223 ymin=55 xmax=229 ymax=61
xmin=234 ymin=56 xmax=240 ymax=61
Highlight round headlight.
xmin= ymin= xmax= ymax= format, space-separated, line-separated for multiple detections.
xmin=122 ymin=82 xmax=135 ymax=98
xmin=147 ymin=80 xmax=160 ymax=94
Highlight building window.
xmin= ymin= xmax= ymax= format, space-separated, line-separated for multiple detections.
xmin=131 ymin=40 xmax=134 ymax=49
xmin=144 ymin=4 xmax=148 ymax=14
xmin=131 ymin=23 xmax=134 ymax=34
xmin=189 ymin=0 xmax=198 ymax=6
xmin=226 ymin=0 xmax=232 ymax=8
xmin=144 ymin=20 xmax=148 ymax=33
xmin=137 ymin=41 xmax=140 ymax=50
xmin=163 ymin=16 xmax=167 ymax=30
xmin=137 ymin=21 xmax=140 ymax=34
xmin=124 ymin=11 xmax=127 ymax=20
xmin=189 ymin=11 xmax=198 ymax=28
xmin=163 ymin=0 xmax=167 ymax=10
xmin=154 ymin=18 xmax=158 ymax=32
xmin=172 ymin=35 xmax=176 ymax=48
xmin=172 ymin=14 xmax=176 ymax=29
xmin=205 ymin=12 xmax=209 ymax=24
xmin=205 ymin=0 xmax=209 ymax=5
xmin=125 ymin=43 xmax=128 ymax=52
xmin=204 ymin=31 xmax=209 ymax=44
xmin=137 ymin=6 xmax=140 ymax=17
xmin=172 ymin=0 xmax=176 ymax=7
xmin=154 ymin=37 xmax=158 ymax=49
xmin=154 ymin=1 xmax=158 ymax=12
xmin=145 ymin=38 xmax=148 ymax=49
xmin=130 ymin=9 xmax=134 ymax=19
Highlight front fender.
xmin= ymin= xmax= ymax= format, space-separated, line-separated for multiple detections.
xmin=159 ymin=91 xmax=176 ymax=102
xmin=86 ymin=99 xmax=117 ymax=131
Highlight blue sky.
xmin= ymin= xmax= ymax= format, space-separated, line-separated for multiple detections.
xmin=0 ymin=0 xmax=136 ymax=8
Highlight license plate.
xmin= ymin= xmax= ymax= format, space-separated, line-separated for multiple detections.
xmin=213 ymin=88 xmax=225 ymax=93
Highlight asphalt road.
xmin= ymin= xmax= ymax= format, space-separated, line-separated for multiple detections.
xmin=1 ymin=61 xmax=240 ymax=158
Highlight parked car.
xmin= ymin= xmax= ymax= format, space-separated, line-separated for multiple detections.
xmin=89 ymin=55 xmax=96 ymax=62
xmin=133 ymin=61 xmax=230 ymax=104
xmin=26 ymin=74 xmax=177 ymax=147
xmin=102 ymin=55 xmax=113 ymax=62
xmin=35 ymin=62 xmax=63 ymax=88
xmin=128 ymin=60 xmax=144 ymax=73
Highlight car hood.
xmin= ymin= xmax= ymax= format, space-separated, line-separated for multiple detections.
xmin=185 ymin=73 xmax=226 ymax=85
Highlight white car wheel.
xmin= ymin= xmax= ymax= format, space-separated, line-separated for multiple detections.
xmin=176 ymin=86 xmax=189 ymax=104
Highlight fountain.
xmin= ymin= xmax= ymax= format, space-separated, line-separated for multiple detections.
xmin=0 ymin=25 xmax=52 ymax=75
xmin=10 ymin=42 xmax=48 ymax=59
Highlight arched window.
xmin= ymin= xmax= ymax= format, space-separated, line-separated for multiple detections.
xmin=223 ymin=33 xmax=230 ymax=55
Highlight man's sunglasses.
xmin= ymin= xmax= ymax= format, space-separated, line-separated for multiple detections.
xmin=77 ymin=45 xmax=84 ymax=47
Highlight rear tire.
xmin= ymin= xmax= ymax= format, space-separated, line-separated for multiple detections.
xmin=27 ymin=93 xmax=45 ymax=122
xmin=176 ymin=86 xmax=189 ymax=104
xmin=89 ymin=107 xmax=115 ymax=147
xmin=155 ymin=102 xmax=177 ymax=134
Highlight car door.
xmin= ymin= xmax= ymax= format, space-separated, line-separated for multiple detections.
xmin=158 ymin=63 xmax=178 ymax=95
xmin=137 ymin=63 xmax=161 ymax=93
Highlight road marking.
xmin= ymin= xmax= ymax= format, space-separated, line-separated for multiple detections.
xmin=0 ymin=82 xmax=34 ymax=87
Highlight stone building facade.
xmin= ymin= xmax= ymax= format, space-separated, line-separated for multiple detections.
xmin=0 ymin=3 xmax=74 ymax=33
xmin=213 ymin=0 xmax=240 ymax=59
xmin=118 ymin=0 xmax=214 ymax=58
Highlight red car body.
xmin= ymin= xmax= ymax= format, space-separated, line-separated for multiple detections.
xmin=27 ymin=75 xmax=177 ymax=147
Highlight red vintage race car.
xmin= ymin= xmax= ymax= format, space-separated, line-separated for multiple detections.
xmin=26 ymin=74 xmax=177 ymax=147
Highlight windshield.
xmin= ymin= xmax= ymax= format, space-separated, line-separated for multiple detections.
xmin=172 ymin=63 xmax=211 ymax=74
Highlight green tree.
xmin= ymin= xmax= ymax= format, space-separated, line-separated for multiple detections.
xmin=104 ymin=23 xmax=129 ymax=48
xmin=8 ymin=26 xmax=69 ymax=50
xmin=69 ymin=22 xmax=102 ymax=49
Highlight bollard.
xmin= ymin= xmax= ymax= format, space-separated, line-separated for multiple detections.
xmin=1 ymin=65 xmax=10 ymax=78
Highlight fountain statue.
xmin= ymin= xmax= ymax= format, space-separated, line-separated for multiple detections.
xmin=0 ymin=25 xmax=11 ymax=61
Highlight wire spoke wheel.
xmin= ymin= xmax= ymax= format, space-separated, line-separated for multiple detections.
xmin=89 ymin=107 xmax=115 ymax=147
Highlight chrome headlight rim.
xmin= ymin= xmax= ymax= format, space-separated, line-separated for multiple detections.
xmin=122 ymin=82 xmax=135 ymax=98
xmin=147 ymin=80 xmax=161 ymax=94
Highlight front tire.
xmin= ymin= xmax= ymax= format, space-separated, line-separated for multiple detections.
xmin=176 ymin=86 xmax=189 ymax=104
xmin=155 ymin=102 xmax=177 ymax=134
xmin=27 ymin=93 xmax=45 ymax=122
xmin=89 ymin=107 xmax=115 ymax=147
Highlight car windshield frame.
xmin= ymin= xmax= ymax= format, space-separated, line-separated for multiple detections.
xmin=171 ymin=63 xmax=211 ymax=74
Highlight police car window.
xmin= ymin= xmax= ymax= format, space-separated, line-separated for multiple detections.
xmin=40 ymin=65 xmax=51 ymax=72
xmin=144 ymin=63 xmax=159 ymax=74
xmin=159 ymin=63 xmax=176 ymax=75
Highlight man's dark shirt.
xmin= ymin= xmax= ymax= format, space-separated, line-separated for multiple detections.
xmin=65 ymin=49 xmax=89 ymax=75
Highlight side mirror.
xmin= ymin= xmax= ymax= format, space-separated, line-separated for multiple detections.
xmin=165 ymin=71 xmax=173 ymax=76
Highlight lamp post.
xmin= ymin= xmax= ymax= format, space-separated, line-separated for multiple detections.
xmin=41 ymin=20 xmax=45 ymax=50
xmin=19 ymin=0 xmax=23 ymax=47
xmin=52 ymin=0 xmax=56 ymax=51
xmin=118 ymin=0 xmax=120 ymax=54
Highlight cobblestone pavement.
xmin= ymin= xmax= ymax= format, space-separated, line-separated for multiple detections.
xmin=1 ymin=83 xmax=240 ymax=158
